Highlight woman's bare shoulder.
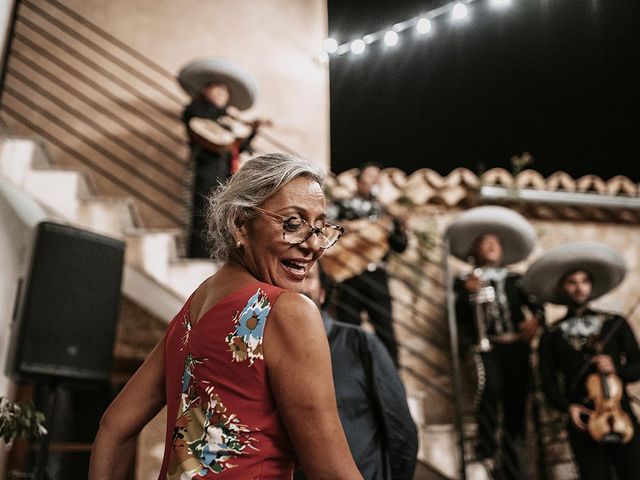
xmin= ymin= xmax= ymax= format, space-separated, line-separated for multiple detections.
xmin=271 ymin=290 xmax=321 ymax=321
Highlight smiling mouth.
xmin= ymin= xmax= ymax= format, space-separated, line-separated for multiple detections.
xmin=282 ymin=259 xmax=308 ymax=279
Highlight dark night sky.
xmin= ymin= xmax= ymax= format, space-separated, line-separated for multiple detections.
xmin=327 ymin=0 xmax=640 ymax=181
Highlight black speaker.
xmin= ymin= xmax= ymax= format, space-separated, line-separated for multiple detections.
xmin=7 ymin=221 xmax=125 ymax=383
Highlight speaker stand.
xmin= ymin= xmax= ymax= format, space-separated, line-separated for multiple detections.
xmin=33 ymin=381 xmax=58 ymax=480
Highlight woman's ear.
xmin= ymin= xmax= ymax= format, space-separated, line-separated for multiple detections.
xmin=234 ymin=216 xmax=248 ymax=248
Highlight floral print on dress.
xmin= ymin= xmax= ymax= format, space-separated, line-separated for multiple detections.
xmin=226 ymin=289 xmax=270 ymax=366
xmin=168 ymin=350 xmax=257 ymax=478
xmin=180 ymin=313 xmax=192 ymax=350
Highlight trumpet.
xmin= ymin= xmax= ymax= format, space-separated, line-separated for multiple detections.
xmin=470 ymin=268 xmax=495 ymax=353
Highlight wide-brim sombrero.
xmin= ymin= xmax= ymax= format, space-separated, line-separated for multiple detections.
xmin=446 ymin=206 xmax=536 ymax=265
xmin=522 ymin=241 xmax=626 ymax=305
xmin=177 ymin=58 xmax=258 ymax=110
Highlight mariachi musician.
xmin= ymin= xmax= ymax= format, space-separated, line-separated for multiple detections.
xmin=525 ymin=241 xmax=640 ymax=480
xmin=178 ymin=58 xmax=269 ymax=258
xmin=447 ymin=206 xmax=543 ymax=479
xmin=324 ymin=162 xmax=407 ymax=366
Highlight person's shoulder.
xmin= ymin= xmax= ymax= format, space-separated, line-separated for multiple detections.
xmin=507 ymin=270 xmax=524 ymax=282
xmin=591 ymin=309 xmax=627 ymax=325
xmin=542 ymin=318 xmax=564 ymax=335
xmin=332 ymin=321 xmax=389 ymax=354
xmin=269 ymin=290 xmax=321 ymax=322
xmin=332 ymin=319 xmax=365 ymax=332
xmin=331 ymin=320 xmax=374 ymax=340
xmin=590 ymin=308 xmax=623 ymax=318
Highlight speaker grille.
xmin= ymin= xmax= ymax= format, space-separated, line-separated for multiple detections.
xmin=8 ymin=222 xmax=125 ymax=383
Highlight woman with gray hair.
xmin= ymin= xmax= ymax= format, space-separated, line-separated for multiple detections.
xmin=90 ymin=154 xmax=361 ymax=479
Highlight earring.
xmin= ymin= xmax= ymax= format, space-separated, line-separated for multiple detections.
xmin=236 ymin=240 xmax=242 ymax=248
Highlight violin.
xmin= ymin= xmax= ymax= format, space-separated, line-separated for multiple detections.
xmin=585 ymin=340 xmax=634 ymax=444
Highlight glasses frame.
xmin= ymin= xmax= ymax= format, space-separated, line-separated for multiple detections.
xmin=251 ymin=206 xmax=345 ymax=249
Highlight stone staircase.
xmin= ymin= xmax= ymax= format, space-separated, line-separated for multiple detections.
xmin=0 ymin=134 xmax=217 ymax=320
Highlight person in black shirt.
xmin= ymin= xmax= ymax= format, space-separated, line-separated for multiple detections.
xmin=447 ymin=206 xmax=542 ymax=479
xmin=327 ymin=163 xmax=407 ymax=366
xmin=296 ymin=263 xmax=418 ymax=480
xmin=526 ymin=241 xmax=640 ymax=480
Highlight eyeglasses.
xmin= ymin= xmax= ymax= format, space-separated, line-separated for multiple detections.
xmin=252 ymin=207 xmax=344 ymax=249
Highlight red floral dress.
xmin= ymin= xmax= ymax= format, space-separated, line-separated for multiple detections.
xmin=158 ymin=282 xmax=296 ymax=479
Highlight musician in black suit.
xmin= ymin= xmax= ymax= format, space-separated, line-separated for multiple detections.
xmin=447 ymin=206 xmax=543 ymax=479
xmin=526 ymin=242 xmax=640 ymax=480
xmin=328 ymin=163 xmax=407 ymax=366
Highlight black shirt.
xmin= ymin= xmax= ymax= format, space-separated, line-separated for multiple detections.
xmin=295 ymin=313 xmax=418 ymax=480
xmin=538 ymin=308 xmax=640 ymax=413
xmin=454 ymin=270 xmax=543 ymax=346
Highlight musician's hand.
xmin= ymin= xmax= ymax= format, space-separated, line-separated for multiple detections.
xmin=251 ymin=118 xmax=273 ymax=129
xmin=568 ymin=404 xmax=592 ymax=431
xmin=593 ymin=355 xmax=616 ymax=374
xmin=518 ymin=316 xmax=540 ymax=342
xmin=464 ymin=275 xmax=481 ymax=293
xmin=392 ymin=216 xmax=407 ymax=233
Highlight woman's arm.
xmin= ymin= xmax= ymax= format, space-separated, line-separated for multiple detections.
xmin=264 ymin=292 xmax=362 ymax=479
xmin=89 ymin=335 xmax=167 ymax=479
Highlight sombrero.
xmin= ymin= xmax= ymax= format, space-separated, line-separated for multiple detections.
xmin=177 ymin=58 xmax=258 ymax=110
xmin=446 ymin=206 xmax=536 ymax=265
xmin=522 ymin=242 xmax=626 ymax=305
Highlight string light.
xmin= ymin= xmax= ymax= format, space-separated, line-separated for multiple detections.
xmin=384 ymin=30 xmax=399 ymax=47
xmin=351 ymin=39 xmax=366 ymax=54
xmin=322 ymin=0 xmax=514 ymax=59
xmin=452 ymin=3 xmax=469 ymax=20
xmin=416 ymin=17 xmax=432 ymax=34
xmin=490 ymin=0 xmax=512 ymax=8
xmin=324 ymin=38 xmax=338 ymax=54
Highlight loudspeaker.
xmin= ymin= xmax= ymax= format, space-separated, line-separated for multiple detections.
xmin=7 ymin=221 xmax=125 ymax=383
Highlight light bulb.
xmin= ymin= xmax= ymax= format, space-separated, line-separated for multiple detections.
xmin=452 ymin=3 xmax=468 ymax=20
xmin=384 ymin=30 xmax=399 ymax=47
xmin=324 ymin=38 xmax=338 ymax=54
xmin=351 ymin=39 xmax=366 ymax=54
xmin=490 ymin=0 xmax=512 ymax=8
xmin=417 ymin=17 xmax=432 ymax=34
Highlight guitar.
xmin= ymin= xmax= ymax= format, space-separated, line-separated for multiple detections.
xmin=189 ymin=115 xmax=272 ymax=149
xmin=320 ymin=216 xmax=396 ymax=283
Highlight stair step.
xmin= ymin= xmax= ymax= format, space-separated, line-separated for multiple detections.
xmin=23 ymin=169 xmax=86 ymax=219
xmin=77 ymin=197 xmax=138 ymax=236
xmin=0 ymin=138 xmax=40 ymax=185
xmin=166 ymin=260 xmax=219 ymax=298
xmin=418 ymin=424 xmax=491 ymax=480
xmin=125 ymin=231 xmax=180 ymax=277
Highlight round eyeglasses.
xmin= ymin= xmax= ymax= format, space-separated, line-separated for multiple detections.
xmin=252 ymin=207 xmax=344 ymax=249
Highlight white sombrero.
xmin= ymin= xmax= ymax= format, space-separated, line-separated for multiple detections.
xmin=522 ymin=242 xmax=626 ymax=305
xmin=177 ymin=58 xmax=258 ymax=110
xmin=446 ymin=206 xmax=537 ymax=265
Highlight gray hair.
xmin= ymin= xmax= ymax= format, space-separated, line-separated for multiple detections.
xmin=205 ymin=153 xmax=325 ymax=261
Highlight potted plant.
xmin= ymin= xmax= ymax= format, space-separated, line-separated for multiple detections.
xmin=0 ymin=396 xmax=47 ymax=450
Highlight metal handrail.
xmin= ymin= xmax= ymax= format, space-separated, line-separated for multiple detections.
xmin=1 ymin=104 xmax=183 ymax=225
xmin=15 ymin=17 xmax=184 ymax=143
xmin=23 ymin=0 xmax=184 ymax=107
xmin=9 ymin=42 xmax=186 ymax=166
xmin=4 ymin=86 xmax=183 ymax=206
xmin=7 ymin=67 xmax=183 ymax=187
xmin=47 ymin=0 xmax=179 ymax=85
